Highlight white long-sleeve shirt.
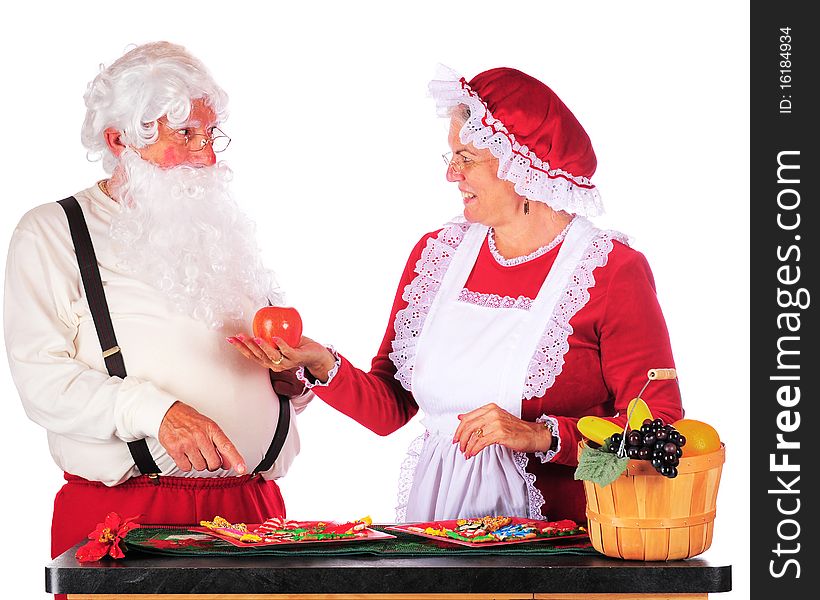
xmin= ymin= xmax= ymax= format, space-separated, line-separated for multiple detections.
xmin=3 ymin=184 xmax=310 ymax=485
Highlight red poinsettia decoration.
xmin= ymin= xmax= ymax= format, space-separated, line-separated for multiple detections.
xmin=75 ymin=512 xmax=140 ymax=562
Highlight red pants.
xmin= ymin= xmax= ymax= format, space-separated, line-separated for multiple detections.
xmin=51 ymin=472 xmax=286 ymax=559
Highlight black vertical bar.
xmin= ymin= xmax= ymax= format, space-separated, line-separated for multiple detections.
xmin=751 ymin=3 xmax=816 ymax=597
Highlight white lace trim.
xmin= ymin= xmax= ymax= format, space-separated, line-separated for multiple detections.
xmin=512 ymin=450 xmax=546 ymax=520
xmin=389 ymin=219 xmax=471 ymax=391
xmin=429 ymin=66 xmax=604 ymax=217
xmin=534 ymin=415 xmax=561 ymax=463
xmin=487 ymin=217 xmax=574 ymax=267
xmin=523 ymin=230 xmax=627 ymax=399
xmin=458 ymin=289 xmax=532 ymax=311
xmin=295 ymin=346 xmax=341 ymax=389
xmin=394 ymin=431 xmax=427 ymax=523
xmin=390 ymin=219 xmax=627 ymax=397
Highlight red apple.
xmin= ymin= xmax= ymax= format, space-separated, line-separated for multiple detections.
xmin=252 ymin=306 xmax=303 ymax=348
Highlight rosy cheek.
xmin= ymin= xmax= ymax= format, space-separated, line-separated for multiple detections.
xmin=162 ymin=146 xmax=183 ymax=166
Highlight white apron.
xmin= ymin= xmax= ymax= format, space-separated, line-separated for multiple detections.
xmin=403 ymin=218 xmax=598 ymax=521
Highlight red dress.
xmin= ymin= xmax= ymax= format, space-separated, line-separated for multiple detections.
xmin=308 ymin=223 xmax=682 ymax=524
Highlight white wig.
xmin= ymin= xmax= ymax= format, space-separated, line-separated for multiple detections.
xmin=81 ymin=41 xmax=229 ymax=173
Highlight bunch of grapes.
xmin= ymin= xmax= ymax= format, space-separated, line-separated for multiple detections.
xmin=603 ymin=419 xmax=687 ymax=478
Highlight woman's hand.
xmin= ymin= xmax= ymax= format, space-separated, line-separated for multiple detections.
xmin=453 ymin=403 xmax=552 ymax=459
xmin=227 ymin=334 xmax=337 ymax=382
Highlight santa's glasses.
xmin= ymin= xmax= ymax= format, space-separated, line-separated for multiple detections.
xmin=160 ymin=122 xmax=232 ymax=153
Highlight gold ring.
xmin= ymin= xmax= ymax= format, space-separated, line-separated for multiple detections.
xmin=475 ymin=428 xmax=483 ymax=438
xmin=271 ymin=355 xmax=284 ymax=365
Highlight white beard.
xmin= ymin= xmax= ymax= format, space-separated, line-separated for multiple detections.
xmin=108 ymin=150 xmax=283 ymax=330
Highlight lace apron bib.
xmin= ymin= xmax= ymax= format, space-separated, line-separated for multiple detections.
xmin=403 ymin=218 xmax=598 ymax=521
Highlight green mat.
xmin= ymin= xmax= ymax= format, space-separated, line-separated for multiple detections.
xmin=124 ymin=526 xmax=597 ymax=557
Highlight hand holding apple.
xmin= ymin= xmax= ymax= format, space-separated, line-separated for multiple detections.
xmin=227 ymin=306 xmax=337 ymax=382
xmin=228 ymin=333 xmax=336 ymax=379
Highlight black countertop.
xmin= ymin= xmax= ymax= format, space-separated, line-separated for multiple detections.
xmin=47 ymin=544 xmax=732 ymax=595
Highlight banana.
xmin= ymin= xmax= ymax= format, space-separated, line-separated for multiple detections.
xmin=577 ymin=416 xmax=623 ymax=446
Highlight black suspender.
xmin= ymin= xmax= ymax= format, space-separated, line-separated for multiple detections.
xmin=58 ymin=196 xmax=160 ymax=476
xmin=57 ymin=195 xmax=290 ymax=478
xmin=255 ymin=381 xmax=291 ymax=474
xmin=254 ymin=298 xmax=292 ymax=474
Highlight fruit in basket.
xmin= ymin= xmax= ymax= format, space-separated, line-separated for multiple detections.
xmin=672 ymin=419 xmax=721 ymax=456
xmin=626 ymin=397 xmax=653 ymax=430
xmin=601 ymin=417 xmax=687 ymax=478
xmin=577 ymin=416 xmax=622 ymax=446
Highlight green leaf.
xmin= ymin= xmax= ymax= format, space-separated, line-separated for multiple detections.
xmin=574 ymin=446 xmax=629 ymax=487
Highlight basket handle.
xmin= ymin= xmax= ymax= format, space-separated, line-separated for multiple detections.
xmin=648 ymin=368 xmax=677 ymax=380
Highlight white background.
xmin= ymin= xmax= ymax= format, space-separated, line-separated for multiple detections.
xmin=0 ymin=1 xmax=749 ymax=598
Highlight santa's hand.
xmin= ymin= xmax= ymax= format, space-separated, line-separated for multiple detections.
xmin=158 ymin=401 xmax=247 ymax=474
xmin=452 ymin=403 xmax=553 ymax=459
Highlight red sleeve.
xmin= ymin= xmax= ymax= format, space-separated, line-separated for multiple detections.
xmin=310 ymin=231 xmax=441 ymax=436
xmin=548 ymin=248 xmax=683 ymax=465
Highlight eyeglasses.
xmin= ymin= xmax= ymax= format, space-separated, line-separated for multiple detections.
xmin=160 ymin=121 xmax=232 ymax=153
xmin=441 ymin=151 xmax=492 ymax=173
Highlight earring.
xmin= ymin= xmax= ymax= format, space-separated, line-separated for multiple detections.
xmin=524 ymin=199 xmax=530 ymax=215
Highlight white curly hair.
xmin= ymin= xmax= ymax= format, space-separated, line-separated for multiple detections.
xmin=81 ymin=41 xmax=229 ymax=173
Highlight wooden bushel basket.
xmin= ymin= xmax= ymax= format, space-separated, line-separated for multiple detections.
xmin=580 ymin=441 xmax=725 ymax=560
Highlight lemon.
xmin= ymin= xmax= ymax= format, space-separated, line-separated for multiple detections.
xmin=672 ymin=419 xmax=721 ymax=456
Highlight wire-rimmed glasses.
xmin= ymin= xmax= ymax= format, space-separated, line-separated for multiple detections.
xmin=441 ymin=151 xmax=492 ymax=173
xmin=161 ymin=122 xmax=232 ymax=153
